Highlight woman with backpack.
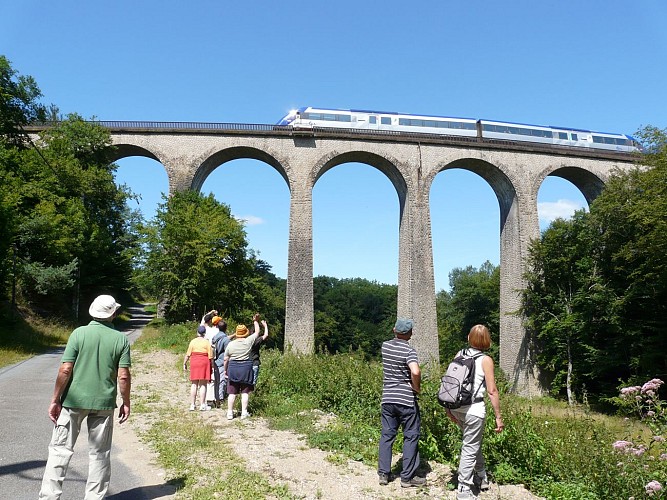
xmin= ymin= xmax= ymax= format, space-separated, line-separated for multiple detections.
xmin=446 ymin=324 xmax=504 ymax=500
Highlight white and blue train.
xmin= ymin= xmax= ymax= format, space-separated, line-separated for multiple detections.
xmin=277 ymin=107 xmax=641 ymax=153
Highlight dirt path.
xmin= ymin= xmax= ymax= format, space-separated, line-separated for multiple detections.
xmin=123 ymin=350 xmax=543 ymax=499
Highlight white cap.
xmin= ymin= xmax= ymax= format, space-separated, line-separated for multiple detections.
xmin=88 ymin=295 xmax=121 ymax=319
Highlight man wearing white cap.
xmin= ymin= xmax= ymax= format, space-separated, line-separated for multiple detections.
xmin=39 ymin=295 xmax=131 ymax=500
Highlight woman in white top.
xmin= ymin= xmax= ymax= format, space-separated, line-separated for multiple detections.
xmin=446 ymin=324 xmax=504 ymax=500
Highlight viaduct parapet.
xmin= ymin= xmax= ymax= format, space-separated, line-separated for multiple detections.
xmin=33 ymin=123 xmax=637 ymax=395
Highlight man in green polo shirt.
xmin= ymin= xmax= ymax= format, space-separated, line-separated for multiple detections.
xmin=39 ymin=295 xmax=131 ymax=500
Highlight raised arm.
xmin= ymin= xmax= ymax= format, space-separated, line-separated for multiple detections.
xmin=261 ymin=319 xmax=268 ymax=340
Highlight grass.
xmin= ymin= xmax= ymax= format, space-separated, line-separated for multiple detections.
xmin=130 ymin=321 xmax=667 ymax=499
xmin=0 ymin=300 xmax=144 ymax=368
xmin=130 ymin=346 xmax=297 ymax=498
xmin=5 ymin=313 xmax=665 ymax=499
xmin=136 ymin=405 xmax=294 ymax=499
xmin=0 ymin=303 xmax=72 ymax=367
xmin=249 ymin=349 xmax=667 ymax=499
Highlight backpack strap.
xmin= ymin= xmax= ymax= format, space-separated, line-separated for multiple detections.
xmin=467 ymin=349 xmax=486 ymax=403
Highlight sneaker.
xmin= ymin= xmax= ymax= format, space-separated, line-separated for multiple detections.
xmin=378 ymin=472 xmax=389 ymax=486
xmin=189 ymin=404 xmax=196 ymax=411
xmin=457 ymin=485 xmax=479 ymax=500
xmin=400 ymin=476 xmax=426 ymax=488
xmin=227 ymin=410 xmax=234 ymax=420
xmin=200 ymin=404 xmax=211 ymax=411
xmin=240 ymin=411 xmax=250 ymax=420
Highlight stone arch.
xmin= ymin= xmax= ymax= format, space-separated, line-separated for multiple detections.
xmin=537 ymin=165 xmax=606 ymax=205
xmin=191 ymin=146 xmax=291 ymax=192
xmin=427 ymin=157 xmax=517 ymax=226
xmin=107 ymin=143 xmax=163 ymax=165
xmin=310 ymin=150 xmax=409 ymax=206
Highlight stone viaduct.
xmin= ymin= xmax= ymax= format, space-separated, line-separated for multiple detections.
xmin=53 ymin=122 xmax=639 ymax=395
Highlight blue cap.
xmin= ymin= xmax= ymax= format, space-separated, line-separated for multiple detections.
xmin=394 ymin=318 xmax=414 ymax=334
xmin=197 ymin=325 xmax=206 ymax=335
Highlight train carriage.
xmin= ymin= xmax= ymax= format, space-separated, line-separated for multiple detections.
xmin=277 ymin=107 xmax=641 ymax=153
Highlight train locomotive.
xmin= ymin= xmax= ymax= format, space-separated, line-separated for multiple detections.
xmin=277 ymin=106 xmax=641 ymax=153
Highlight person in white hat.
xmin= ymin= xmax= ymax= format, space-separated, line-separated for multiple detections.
xmin=39 ymin=295 xmax=131 ymax=500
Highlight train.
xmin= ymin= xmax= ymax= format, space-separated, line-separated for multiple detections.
xmin=277 ymin=106 xmax=641 ymax=153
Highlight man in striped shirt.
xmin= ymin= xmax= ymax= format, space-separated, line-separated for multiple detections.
xmin=377 ymin=318 xmax=426 ymax=488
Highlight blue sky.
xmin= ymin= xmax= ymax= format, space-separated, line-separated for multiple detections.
xmin=2 ymin=1 xmax=665 ymax=291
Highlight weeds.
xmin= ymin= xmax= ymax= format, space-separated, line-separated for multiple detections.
xmin=250 ymin=349 xmax=667 ymax=499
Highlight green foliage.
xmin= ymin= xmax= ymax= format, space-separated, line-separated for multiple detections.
xmin=137 ymin=190 xmax=260 ymax=323
xmin=21 ymin=258 xmax=78 ymax=295
xmin=522 ymin=126 xmax=667 ymax=400
xmin=437 ymin=261 xmax=500 ymax=362
xmin=139 ymin=320 xmax=667 ymax=498
xmin=0 ymin=55 xmax=47 ymax=140
xmin=313 ymin=276 xmax=397 ymax=358
xmin=254 ymin=347 xmax=666 ymax=498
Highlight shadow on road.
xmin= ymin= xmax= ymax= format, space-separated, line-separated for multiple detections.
xmin=107 ymin=476 xmax=184 ymax=499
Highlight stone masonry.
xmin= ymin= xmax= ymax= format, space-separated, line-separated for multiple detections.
xmin=105 ymin=128 xmax=636 ymax=396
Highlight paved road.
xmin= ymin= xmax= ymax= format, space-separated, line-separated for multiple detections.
xmin=0 ymin=304 xmax=176 ymax=499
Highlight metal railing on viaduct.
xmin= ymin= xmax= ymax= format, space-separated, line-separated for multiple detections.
xmin=26 ymin=121 xmax=638 ymax=395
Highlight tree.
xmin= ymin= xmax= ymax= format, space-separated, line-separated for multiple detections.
xmin=0 ymin=55 xmax=46 ymax=141
xmin=586 ymin=126 xmax=667 ymax=384
xmin=522 ymin=214 xmax=618 ymax=402
xmin=313 ymin=276 xmax=397 ymax=357
xmin=521 ymin=126 xmax=667 ymax=400
xmin=437 ymin=261 xmax=500 ymax=362
xmin=8 ymin=115 xmax=139 ymax=314
xmin=0 ymin=56 xmax=47 ymax=295
xmin=139 ymin=190 xmax=256 ymax=323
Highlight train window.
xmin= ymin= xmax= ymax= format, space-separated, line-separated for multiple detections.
xmin=571 ymin=133 xmax=578 ymax=141
xmin=425 ymin=120 xmax=437 ymax=128
xmin=463 ymin=123 xmax=476 ymax=130
xmin=381 ymin=117 xmax=392 ymax=125
xmin=558 ymin=132 xmax=568 ymax=140
xmin=509 ymin=127 xmax=521 ymax=135
xmin=593 ymin=136 xmax=604 ymax=143
xmin=369 ymin=116 xmax=377 ymax=124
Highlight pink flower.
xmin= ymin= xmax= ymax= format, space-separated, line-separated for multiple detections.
xmin=645 ymin=480 xmax=662 ymax=496
xmin=660 ymin=453 xmax=667 ymax=461
xmin=621 ymin=386 xmax=641 ymax=396
xmin=641 ymin=379 xmax=664 ymax=394
xmin=647 ymin=411 xmax=656 ymax=417
xmin=632 ymin=445 xmax=646 ymax=457
xmin=613 ymin=440 xmax=633 ymax=451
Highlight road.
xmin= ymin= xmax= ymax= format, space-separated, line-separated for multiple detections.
xmin=0 ymin=304 xmax=176 ymax=499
